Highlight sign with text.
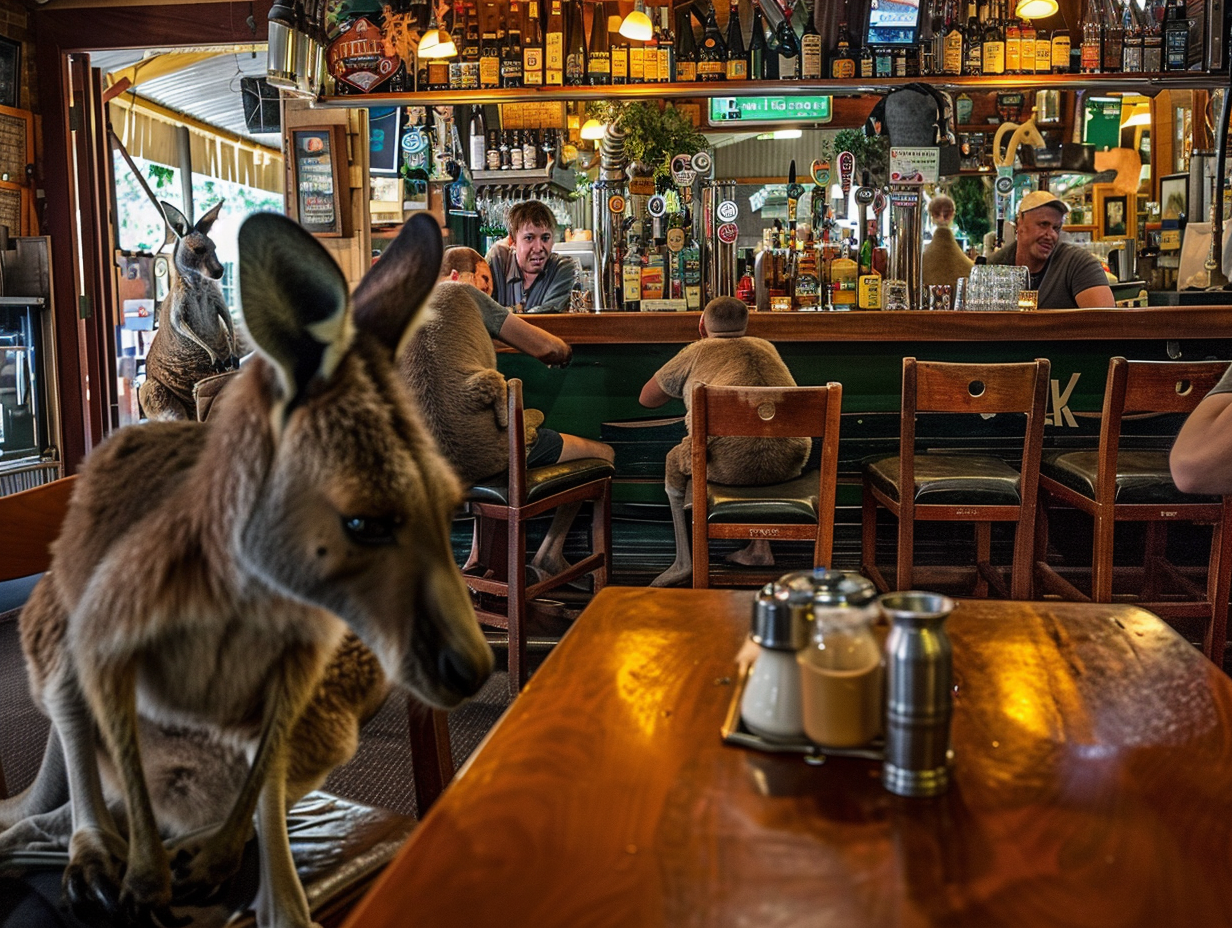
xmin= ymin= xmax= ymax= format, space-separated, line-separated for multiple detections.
xmin=708 ymin=96 xmax=833 ymax=126
xmin=889 ymin=147 xmax=940 ymax=185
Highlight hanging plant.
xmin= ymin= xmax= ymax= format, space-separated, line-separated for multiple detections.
xmin=950 ymin=175 xmax=992 ymax=247
xmin=819 ymin=129 xmax=890 ymax=185
xmin=585 ymin=100 xmax=708 ymax=182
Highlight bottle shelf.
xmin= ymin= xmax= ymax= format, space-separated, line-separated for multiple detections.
xmin=317 ymin=71 xmax=1224 ymax=108
xmin=472 ymin=165 xmax=576 ymax=190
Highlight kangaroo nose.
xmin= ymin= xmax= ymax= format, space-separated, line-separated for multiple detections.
xmin=438 ymin=646 xmax=489 ymax=697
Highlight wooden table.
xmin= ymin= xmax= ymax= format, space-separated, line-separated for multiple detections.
xmin=344 ymin=588 xmax=1232 ymax=928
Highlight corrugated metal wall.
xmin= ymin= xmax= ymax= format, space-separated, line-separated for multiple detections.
xmin=713 ymin=128 xmax=845 ymax=181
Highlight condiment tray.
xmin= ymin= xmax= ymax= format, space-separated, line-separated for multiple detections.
xmin=721 ymin=662 xmax=885 ymax=761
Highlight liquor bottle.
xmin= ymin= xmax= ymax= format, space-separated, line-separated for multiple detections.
xmin=737 ymin=249 xmax=756 ymax=304
xmin=427 ymin=49 xmax=451 ymax=90
xmin=469 ymin=105 xmax=487 ymax=171
xmin=1103 ymin=0 xmax=1125 ymax=72
xmin=510 ymin=130 xmax=524 ymax=169
xmin=697 ymin=3 xmax=728 ymax=80
xmin=609 ymin=9 xmax=629 ymax=84
xmin=480 ymin=4 xmax=501 ymax=88
xmin=645 ymin=4 xmax=661 ymax=81
xmin=586 ymin=0 xmax=611 ymax=82
xmin=523 ymin=129 xmax=539 ymax=168
xmin=486 ymin=128 xmax=501 ymax=170
xmin=874 ymin=43 xmax=893 ymax=76
xmin=658 ymin=6 xmax=676 ymax=80
xmin=677 ymin=8 xmax=699 ymax=80
xmin=545 ymin=0 xmax=565 ymax=83
xmin=765 ymin=20 xmax=781 ymax=77
xmin=1005 ymin=10 xmax=1021 ymax=72
xmin=449 ymin=2 xmax=474 ymax=88
xmin=941 ymin=0 xmax=960 ymax=73
xmin=858 ymin=36 xmax=874 ymax=76
xmin=499 ymin=132 xmax=512 ymax=169
xmin=831 ymin=20 xmax=856 ymax=76
xmin=1035 ymin=25 xmax=1051 ymax=72
xmin=565 ymin=0 xmax=587 ymax=83
xmin=964 ymin=0 xmax=982 ymax=74
xmin=1142 ymin=0 xmax=1164 ymax=71
xmin=982 ymin=0 xmax=1005 ymax=75
xmin=622 ymin=236 xmax=643 ymax=311
xmin=1019 ymin=17 xmax=1037 ymax=72
xmin=727 ymin=0 xmax=749 ymax=78
xmin=800 ymin=0 xmax=823 ymax=78
xmin=629 ymin=30 xmax=646 ymax=81
xmin=1122 ymin=0 xmax=1143 ymax=70
xmin=776 ymin=8 xmax=801 ymax=78
xmin=681 ymin=226 xmax=702 ymax=310
xmin=502 ymin=0 xmax=525 ymax=86
xmin=524 ymin=0 xmax=545 ymax=84
xmin=1050 ymin=21 xmax=1071 ymax=72
xmin=1163 ymin=0 xmax=1189 ymax=70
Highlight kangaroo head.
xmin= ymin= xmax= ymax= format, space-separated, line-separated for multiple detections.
xmin=161 ymin=199 xmax=226 ymax=282
xmin=234 ymin=211 xmax=492 ymax=708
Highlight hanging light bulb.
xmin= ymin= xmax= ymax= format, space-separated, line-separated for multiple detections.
xmin=419 ymin=4 xmax=457 ymax=59
xmin=580 ymin=118 xmax=607 ymax=140
xmin=620 ymin=0 xmax=654 ymax=41
xmin=1014 ymin=0 xmax=1059 ymax=18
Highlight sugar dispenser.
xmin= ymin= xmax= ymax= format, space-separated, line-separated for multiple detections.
xmin=739 ymin=573 xmax=813 ymax=742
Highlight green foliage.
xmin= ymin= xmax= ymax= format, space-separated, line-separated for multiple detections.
xmin=949 ymin=175 xmax=992 ymax=246
xmin=820 ymin=129 xmax=890 ymax=183
xmin=586 ymin=101 xmax=708 ymax=182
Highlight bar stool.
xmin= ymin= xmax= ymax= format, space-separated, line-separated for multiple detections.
xmin=862 ymin=357 xmax=1051 ymax=599
xmin=1034 ymin=357 xmax=1232 ymax=662
xmin=464 ymin=379 xmax=614 ymax=693
xmin=688 ymin=382 xmax=843 ymax=589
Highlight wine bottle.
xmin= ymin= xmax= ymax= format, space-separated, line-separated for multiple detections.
xmin=830 ymin=19 xmax=855 ymax=77
xmin=1080 ymin=0 xmax=1101 ymax=72
xmin=776 ymin=8 xmax=801 ymax=78
xmin=523 ymin=128 xmax=539 ymax=169
xmin=502 ymin=0 xmax=525 ymax=86
xmin=981 ymin=0 xmax=1005 ymax=75
xmin=658 ymin=6 xmax=676 ymax=81
xmin=524 ymin=0 xmax=545 ymax=84
xmin=941 ymin=0 xmax=963 ymax=74
xmin=609 ymin=7 xmax=629 ymax=84
xmin=858 ymin=35 xmax=873 ymax=76
xmin=565 ymin=0 xmax=587 ymax=83
xmin=726 ymin=0 xmax=748 ymax=78
xmin=800 ymin=0 xmax=823 ymax=78
xmin=510 ymin=130 xmax=524 ymax=169
xmin=697 ymin=2 xmax=728 ymax=80
xmin=469 ymin=105 xmax=487 ymax=171
xmin=545 ymin=0 xmax=565 ymax=83
xmin=586 ymin=0 xmax=611 ymax=83
xmin=480 ymin=3 xmax=501 ymax=87
xmin=964 ymin=0 xmax=982 ymax=74
xmin=677 ymin=8 xmax=699 ymax=80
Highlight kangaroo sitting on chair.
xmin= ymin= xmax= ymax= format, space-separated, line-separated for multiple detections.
xmin=138 ymin=199 xmax=241 ymax=420
xmin=0 ymin=212 xmax=493 ymax=928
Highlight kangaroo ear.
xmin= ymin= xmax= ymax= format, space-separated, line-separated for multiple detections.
xmin=351 ymin=213 xmax=443 ymax=351
xmin=160 ymin=201 xmax=192 ymax=239
xmin=195 ymin=199 xmax=225 ymax=235
xmin=238 ymin=212 xmax=352 ymax=406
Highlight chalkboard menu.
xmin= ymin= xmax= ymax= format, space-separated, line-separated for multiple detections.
xmin=292 ymin=125 xmax=347 ymax=236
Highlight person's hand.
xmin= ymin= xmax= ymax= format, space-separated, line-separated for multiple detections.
xmin=546 ymin=343 xmax=573 ymax=368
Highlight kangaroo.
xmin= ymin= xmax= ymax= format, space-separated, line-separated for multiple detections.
xmin=0 ymin=211 xmax=493 ymax=928
xmin=138 ymin=199 xmax=241 ymax=420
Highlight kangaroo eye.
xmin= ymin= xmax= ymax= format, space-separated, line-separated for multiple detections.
xmin=342 ymin=515 xmax=400 ymax=546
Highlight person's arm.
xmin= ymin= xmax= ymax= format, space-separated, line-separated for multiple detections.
xmin=1171 ymin=378 xmax=1232 ymax=494
xmin=524 ymin=256 xmax=579 ymax=314
xmin=1074 ymin=284 xmax=1116 ymax=308
xmin=640 ymin=376 xmax=674 ymax=408
xmin=640 ymin=343 xmax=695 ymax=408
xmin=496 ymin=313 xmax=572 ymax=366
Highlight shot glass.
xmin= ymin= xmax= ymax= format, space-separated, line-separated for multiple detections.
xmin=1017 ymin=290 xmax=1039 ymax=312
xmin=885 ymin=279 xmax=910 ymax=312
xmin=928 ymin=284 xmax=952 ymax=311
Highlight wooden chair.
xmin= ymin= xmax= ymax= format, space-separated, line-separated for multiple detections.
xmin=463 ymin=379 xmax=614 ymax=694
xmin=689 ymin=382 xmax=843 ymax=589
xmin=862 ymin=357 xmax=1051 ymax=599
xmin=1034 ymin=357 xmax=1232 ymax=662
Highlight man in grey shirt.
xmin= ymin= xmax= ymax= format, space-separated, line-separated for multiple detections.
xmin=1171 ymin=363 xmax=1232 ymax=494
xmin=486 ymin=200 xmax=579 ymax=314
xmin=988 ymin=190 xmax=1115 ymax=309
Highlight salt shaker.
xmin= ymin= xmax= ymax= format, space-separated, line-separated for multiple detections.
xmin=880 ymin=591 xmax=956 ymax=797
xmin=798 ymin=571 xmax=882 ymax=748
xmin=740 ymin=573 xmax=813 ymax=742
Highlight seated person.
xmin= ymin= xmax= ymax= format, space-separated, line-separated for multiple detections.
xmin=1170 ymin=363 xmax=1232 ymax=495
xmin=639 ymin=297 xmax=811 ymax=587
xmin=402 ymin=256 xmax=613 ymax=578
xmin=987 ymin=191 xmax=1114 ymax=309
xmin=440 ymin=243 xmax=495 ymax=295
xmin=485 ymin=200 xmax=579 ymax=314
xmin=922 ymin=193 xmax=973 ymax=301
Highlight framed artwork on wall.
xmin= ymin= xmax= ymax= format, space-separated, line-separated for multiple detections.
xmin=0 ymin=37 xmax=20 ymax=110
xmin=1093 ymin=183 xmax=1136 ymax=241
xmin=1159 ymin=172 xmax=1188 ymax=223
xmin=290 ymin=125 xmax=349 ymax=237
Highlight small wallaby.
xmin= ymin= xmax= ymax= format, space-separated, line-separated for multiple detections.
xmin=0 ymin=211 xmax=492 ymax=928
xmin=138 ymin=199 xmax=241 ymax=420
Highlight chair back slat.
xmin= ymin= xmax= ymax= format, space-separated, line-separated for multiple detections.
xmin=506 ymin=378 xmax=527 ymax=505
xmin=1120 ymin=358 xmax=1232 ymax=416
xmin=0 ymin=475 xmax=77 ymax=583
xmin=697 ymin=384 xmax=838 ymax=438
xmin=913 ymin=360 xmax=1048 ymax=415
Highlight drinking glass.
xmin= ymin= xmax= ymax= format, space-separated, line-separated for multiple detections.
xmin=1017 ymin=290 xmax=1039 ymax=312
xmin=953 ymin=276 xmax=967 ymax=311
xmin=884 ymin=279 xmax=910 ymax=312
xmin=928 ymin=284 xmax=952 ymax=311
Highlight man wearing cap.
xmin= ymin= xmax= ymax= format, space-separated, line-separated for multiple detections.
xmin=989 ymin=190 xmax=1115 ymax=309
xmin=638 ymin=297 xmax=811 ymax=587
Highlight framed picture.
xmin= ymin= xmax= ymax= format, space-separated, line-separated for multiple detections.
xmin=290 ymin=125 xmax=349 ymax=237
xmin=1093 ymin=183 xmax=1136 ymax=241
xmin=0 ymin=38 xmax=19 ymax=110
xmin=368 ymin=107 xmax=403 ymax=176
xmin=1159 ymin=172 xmax=1188 ymax=223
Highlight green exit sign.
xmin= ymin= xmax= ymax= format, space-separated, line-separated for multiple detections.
xmin=708 ymin=96 xmax=833 ymax=126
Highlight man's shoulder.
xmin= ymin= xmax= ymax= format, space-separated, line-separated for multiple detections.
xmin=1052 ymin=242 xmax=1105 ymax=273
xmin=485 ymin=241 xmax=512 ymax=265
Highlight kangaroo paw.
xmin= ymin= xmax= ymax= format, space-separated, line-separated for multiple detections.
xmin=63 ymin=826 xmax=128 ymax=922
xmin=167 ymin=825 xmax=248 ymax=904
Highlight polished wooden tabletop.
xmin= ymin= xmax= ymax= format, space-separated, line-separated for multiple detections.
xmin=344 ymin=588 xmax=1232 ymax=928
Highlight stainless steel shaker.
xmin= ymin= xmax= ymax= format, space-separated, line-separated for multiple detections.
xmin=879 ymin=591 xmax=956 ymax=797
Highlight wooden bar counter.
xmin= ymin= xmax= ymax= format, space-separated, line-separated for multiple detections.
xmin=344 ymin=588 xmax=1232 ymax=928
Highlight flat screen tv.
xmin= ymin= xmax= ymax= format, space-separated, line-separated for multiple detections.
xmin=865 ymin=0 xmax=923 ymax=46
